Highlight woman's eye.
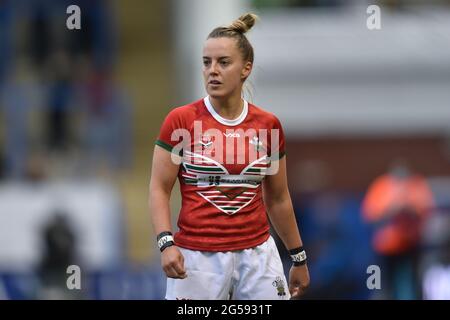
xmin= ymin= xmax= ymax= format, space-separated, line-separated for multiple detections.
xmin=220 ymin=61 xmax=229 ymax=66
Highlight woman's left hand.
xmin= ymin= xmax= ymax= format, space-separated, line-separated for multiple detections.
xmin=288 ymin=264 xmax=310 ymax=299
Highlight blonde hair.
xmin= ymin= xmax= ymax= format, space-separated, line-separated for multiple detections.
xmin=207 ymin=13 xmax=259 ymax=63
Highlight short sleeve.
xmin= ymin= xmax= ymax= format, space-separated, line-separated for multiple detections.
xmin=269 ymin=115 xmax=286 ymax=160
xmin=155 ymin=108 xmax=185 ymax=155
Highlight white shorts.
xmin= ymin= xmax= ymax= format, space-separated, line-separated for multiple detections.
xmin=165 ymin=236 xmax=290 ymax=300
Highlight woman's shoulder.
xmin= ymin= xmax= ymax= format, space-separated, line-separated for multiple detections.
xmin=248 ymin=101 xmax=281 ymax=124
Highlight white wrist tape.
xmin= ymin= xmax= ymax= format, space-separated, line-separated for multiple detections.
xmin=291 ymin=250 xmax=307 ymax=263
xmin=158 ymin=235 xmax=174 ymax=250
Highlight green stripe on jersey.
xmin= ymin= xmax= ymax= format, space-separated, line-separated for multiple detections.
xmin=155 ymin=140 xmax=183 ymax=156
xmin=247 ymin=168 xmax=265 ymax=173
xmin=155 ymin=140 xmax=173 ymax=152
xmin=185 ymin=163 xmax=224 ymax=172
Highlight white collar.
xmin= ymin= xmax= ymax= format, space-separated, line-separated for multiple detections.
xmin=203 ymin=96 xmax=248 ymax=126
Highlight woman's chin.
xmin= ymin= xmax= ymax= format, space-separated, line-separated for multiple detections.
xmin=206 ymin=90 xmax=226 ymax=99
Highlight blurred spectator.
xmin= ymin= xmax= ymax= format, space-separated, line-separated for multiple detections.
xmin=0 ymin=0 xmax=18 ymax=179
xmin=20 ymin=0 xmax=121 ymax=172
xmin=1 ymin=80 xmax=31 ymax=180
xmin=36 ymin=212 xmax=82 ymax=299
xmin=28 ymin=0 xmax=53 ymax=72
xmin=0 ymin=151 xmax=4 ymax=179
xmin=362 ymin=159 xmax=435 ymax=299
xmin=66 ymin=0 xmax=117 ymax=71
xmin=80 ymin=70 xmax=132 ymax=173
xmin=0 ymin=0 xmax=13 ymax=84
xmin=46 ymin=49 xmax=76 ymax=152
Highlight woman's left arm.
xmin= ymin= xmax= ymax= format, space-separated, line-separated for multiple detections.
xmin=263 ymin=156 xmax=310 ymax=298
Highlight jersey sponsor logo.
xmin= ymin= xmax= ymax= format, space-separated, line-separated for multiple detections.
xmin=181 ymin=150 xmax=270 ymax=215
xmin=182 ymin=151 xmax=269 ymax=185
xmin=223 ymin=132 xmax=240 ymax=138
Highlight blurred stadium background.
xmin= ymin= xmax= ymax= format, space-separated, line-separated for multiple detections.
xmin=0 ymin=0 xmax=449 ymax=299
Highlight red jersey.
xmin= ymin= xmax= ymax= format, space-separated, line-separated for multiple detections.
xmin=155 ymin=96 xmax=286 ymax=251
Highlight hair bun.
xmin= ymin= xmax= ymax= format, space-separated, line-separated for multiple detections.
xmin=227 ymin=13 xmax=258 ymax=34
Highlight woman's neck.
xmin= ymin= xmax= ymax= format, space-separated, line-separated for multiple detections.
xmin=209 ymin=94 xmax=244 ymax=120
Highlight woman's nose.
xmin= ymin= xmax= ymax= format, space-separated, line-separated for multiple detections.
xmin=210 ymin=62 xmax=219 ymax=74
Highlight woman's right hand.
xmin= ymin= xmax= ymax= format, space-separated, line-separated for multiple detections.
xmin=161 ymin=246 xmax=187 ymax=279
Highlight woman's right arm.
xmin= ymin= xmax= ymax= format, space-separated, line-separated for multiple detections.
xmin=149 ymin=145 xmax=187 ymax=279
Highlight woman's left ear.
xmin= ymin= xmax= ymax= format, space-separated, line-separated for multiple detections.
xmin=241 ymin=61 xmax=252 ymax=80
